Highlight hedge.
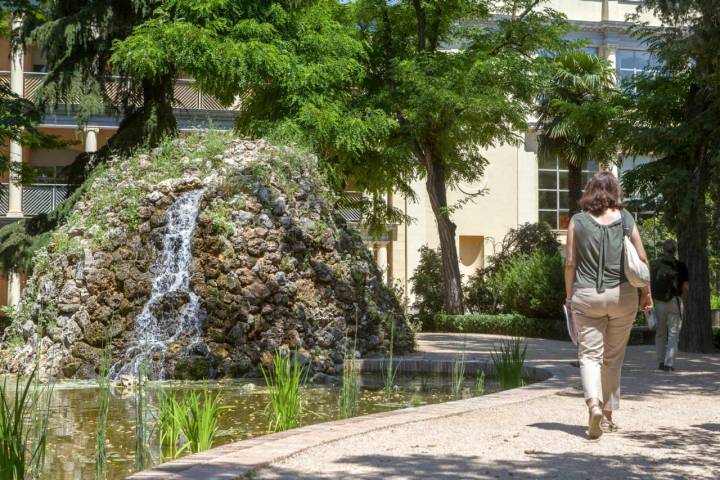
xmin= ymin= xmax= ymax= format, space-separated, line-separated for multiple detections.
xmin=419 ymin=313 xmax=568 ymax=340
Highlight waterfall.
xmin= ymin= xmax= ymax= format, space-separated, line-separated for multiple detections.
xmin=111 ymin=189 xmax=204 ymax=379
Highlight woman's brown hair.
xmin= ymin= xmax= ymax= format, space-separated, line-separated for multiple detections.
xmin=578 ymin=171 xmax=624 ymax=215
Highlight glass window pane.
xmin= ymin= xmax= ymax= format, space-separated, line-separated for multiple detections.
xmin=558 ymin=157 xmax=569 ymax=170
xmin=539 ymin=171 xmax=557 ymax=189
xmin=584 ymin=159 xmax=598 ymax=171
xmin=559 ymin=191 xmax=569 ymax=209
xmin=618 ymin=50 xmax=635 ymax=69
xmin=583 ymin=47 xmax=599 ymax=56
xmin=559 ymin=171 xmax=569 ymax=190
xmin=635 ymin=51 xmax=650 ymax=69
xmin=538 ymin=156 xmax=557 ymax=169
xmin=539 ymin=191 xmax=557 ymax=210
xmin=539 ymin=210 xmax=558 ymax=229
xmin=559 ymin=211 xmax=571 ymax=230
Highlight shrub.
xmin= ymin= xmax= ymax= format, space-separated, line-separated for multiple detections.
xmin=410 ymin=246 xmax=444 ymax=315
xmin=495 ymin=251 xmax=565 ymax=319
xmin=488 ymin=222 xmax=560 ymax=274
xmin=421 ymin=313 xmax=566 ymax=340
xmin=465 ymin=269 xmax=501 ymax=314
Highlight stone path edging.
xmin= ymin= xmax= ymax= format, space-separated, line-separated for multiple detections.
xmin=128 ymin=354 xmax=576 ymax=480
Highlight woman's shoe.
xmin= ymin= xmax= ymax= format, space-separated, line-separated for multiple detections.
xmin=601 ymin=417 xmax=619 ymax=433
xmin=588 ymin=404 xmax=603 ymax=439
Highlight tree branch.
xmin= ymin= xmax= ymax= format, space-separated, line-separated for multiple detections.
xmin=412 ymin=0 xmax=426 ymax=51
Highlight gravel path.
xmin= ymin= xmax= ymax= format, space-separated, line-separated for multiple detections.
xmin=252 ymin=333 xmax=720 ymax=480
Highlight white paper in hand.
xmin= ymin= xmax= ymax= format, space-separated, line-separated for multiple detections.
xmin=563 ymin=304 xmax=578 ymax=346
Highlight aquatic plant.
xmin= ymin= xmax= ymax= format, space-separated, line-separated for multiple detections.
xmin=134 ymin=362 xmax=152 ymax=470
xmin=0 ymin=366 xmax=51 ymax=480
xmin=180 ymin=389 xmax=222 ymax=453
xmin=491 ymin=337 xmax=527 ymax=389
xmin=339 ymin=311 xmax=360 ymax=419
xmin=261 ymin=352 xmax=307 ymax=432
xmin=451 ymin=352 xmax=466 ymax=398
xmin=95 ymin=346 xmax=112 ymax=479
xmin=157 ymin=391 xmax=186 ymax=460
xmin=382 ymin=317 xmax=401 ymax=396
xmin=475 ymin=370 xmax=486 ymax=396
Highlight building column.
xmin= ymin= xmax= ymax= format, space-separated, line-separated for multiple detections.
xmin=603 ymin=43 xmax=620 ymax=177
xmin=84 ymin=127 xmax=99 ymax=153
xmin=7 ymin=271 xmax=22 ymax=307
xmin=375 ymin=241 xmax=389 ymax=285
xmin=7 ymin=18 xmax=25 ymax=218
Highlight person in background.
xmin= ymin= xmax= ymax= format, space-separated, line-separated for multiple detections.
xmin=651 ymin=239 xmax=689 ymax=372
xmin=565 ymin=171 xmax=652 ymax=440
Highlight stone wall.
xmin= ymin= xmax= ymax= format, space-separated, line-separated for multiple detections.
xmin=0 ymin=133 xmax=413 ymax=379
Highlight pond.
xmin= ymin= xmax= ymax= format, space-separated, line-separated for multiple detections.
xmin=28 ymin=372 xmax=506 ymax=479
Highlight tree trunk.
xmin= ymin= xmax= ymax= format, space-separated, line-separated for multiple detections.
xmin=423 ymin=155 xmax=464 ymax=314
xmin=677 ymin=167 xmax=714 ymax=353
xmin=567 ymin=162 xmax=584 ymax=217
xmin=112 ymin=74 xmax=177 ymax=151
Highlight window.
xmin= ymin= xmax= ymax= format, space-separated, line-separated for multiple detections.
xmin=617 ymin=49 xmax=658 ymax=85
xmin=538 ymin=157 xmax=598 ymax=230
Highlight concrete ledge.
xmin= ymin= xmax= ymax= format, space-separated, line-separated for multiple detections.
xmin=128 ymin=356 xmax=573 ymax=480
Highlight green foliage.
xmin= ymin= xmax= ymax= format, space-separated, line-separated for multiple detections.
xmin=261 ymin=352 xmax=308 ymax=432
xmin=339 ymin=313 xmax=360 ymax=419
xmin=536 ymin=50 xmax=621 ymax=169
xmin=179 ymin=389 xmax=222 ymax=454
xmin=134 ymin=362 xmax=150 ymax=471
xmin=495 ymin=251 xmax=565 ymax=319
xmin=410 ymin=246 xmax=444 ymax=316
xmin=0 ymin=367 xmax=52 ymax=480
xmin=711 ymin=295 xmax=720 ymax=311
xmin=421 ymin=314 xmax=566 ymax=340
xmin=491 ymin=337 xmax=527 ymax=390
xmin=636 ymin=215 xmax=675 ymax=261
xmin=157 ymin=391 xmax=186 ymax=460
xmin=474 ymin=370 xmax=486 ymax=396
xmin=451 ymin=352 xmax=466 ymax=398
xmin=382 ymin=317 xmax=401 ymax=397
xmin=95 ymin=346 xmax=112 ymax=479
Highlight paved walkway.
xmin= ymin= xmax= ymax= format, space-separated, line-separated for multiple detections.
xmin=252 ymin=333 xmax=720 ymax=480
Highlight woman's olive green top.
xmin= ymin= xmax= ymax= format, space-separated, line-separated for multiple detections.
xmin=572 ymin=210 xmax=634 ymax=293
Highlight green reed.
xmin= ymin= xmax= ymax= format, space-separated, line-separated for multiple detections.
xmin=95 ymin=346 xmax=112 ymax=479
xmin=0 ymin=365 xmax=52 ymax=480
xmin=180 ymin=389 xmax=222 ymax=453
xmin=451 ymin=352 xmax=466 ymax=398
xmin=262 ymin=352 xmax=307 ymax=432
xmin=491 ymin=337 xmax=527 ymax=390
xmin=382 ymin=317 xmax=401 ymax=396
xmin=475 ymin=370 xmax=486 ymax=396
xmin=157 ymin=391 xmax=186 ymax=460
xmin=339 ymin=311 xmax=361 ymax=418
xmin=134 ymin=361 xmax=152 ymax=471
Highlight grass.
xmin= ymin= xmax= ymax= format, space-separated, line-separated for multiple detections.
xmin=451 ymin=352 xmax=466 ymax=398
xmin=475 ymin=370 xmax=486 ymax=396
xmin=261 ymin=352 xmax=308 ymax=432
xmin=157 ymin=391 xmax=186 ymax=460
xmin=180 ymin=389 xmax=222 ymax=453
xmin=382 ymin=318 xmax=401 ymax=396
xmin=0 ymin=366 xmax=52 ymax=480
xmin=491 ymin=337 xmax=528 ymax=390
xmin=339 ymin=315 xmax=360 ymax=419
xmin=95 ymin=346 xmax=112 ymax=479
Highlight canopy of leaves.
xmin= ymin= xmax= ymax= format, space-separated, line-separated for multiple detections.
xmin=536 ymin=50 xmax=621 ymax=168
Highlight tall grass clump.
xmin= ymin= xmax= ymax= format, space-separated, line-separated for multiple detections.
xmin=382 ymin=317 xmax=401 ymax=396
xmin=339 ymin=314 xmax=360 ymax=419
xmin=157 ymin=391 xmax=186 ymax=460
xmin=262 ymin=352 xmax=307 ymax=432
xmin=475 ymin=370 xmax=486 ymax=396
xmin=134 ymin=362 xmax=152 ymax=470
xmin=451 ymin=352 xmax=466 ymax=398
xmin=95 ymin=346 xmax=112 ymax=479
xmin=0 ymin=366 xmax=52 ymax=480
xmin=491 ymin=337 xmax=527 ymax=389
xmin=180 ymin=389 xmax=222 ymax=453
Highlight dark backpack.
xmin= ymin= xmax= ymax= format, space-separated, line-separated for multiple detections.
xmin=651 ymin=257 xmax=681 ymax=302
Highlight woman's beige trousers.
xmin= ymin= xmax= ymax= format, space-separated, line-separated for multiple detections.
xmin=572 ymin=282 xmax=639 ymax=411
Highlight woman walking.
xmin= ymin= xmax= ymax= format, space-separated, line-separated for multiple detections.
xmin=565 ymin=172 xmax=652 ymax=439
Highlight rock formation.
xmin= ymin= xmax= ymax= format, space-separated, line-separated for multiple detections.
xmin=0 ymin=133 xmax=413 ymax=379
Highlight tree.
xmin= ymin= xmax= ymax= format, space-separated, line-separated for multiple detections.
xmin=621 ymin=0 xmax=720 ymax=353
xmin=10 ymin=0 xmax=176 ymax=151
xmin=535 ymin=50 xmax=621 ymax=216
xmin=117 ymin=0 xmax=569 ymax=314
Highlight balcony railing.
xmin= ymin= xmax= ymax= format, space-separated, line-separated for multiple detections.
xmin=0 ymin=183 xmax=69 ymax=216
xmin=0 ymin=71 xmax=239 ymax=111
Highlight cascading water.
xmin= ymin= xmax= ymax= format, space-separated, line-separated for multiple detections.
xmin=111 ymin=189 xmax=205 ymax=379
